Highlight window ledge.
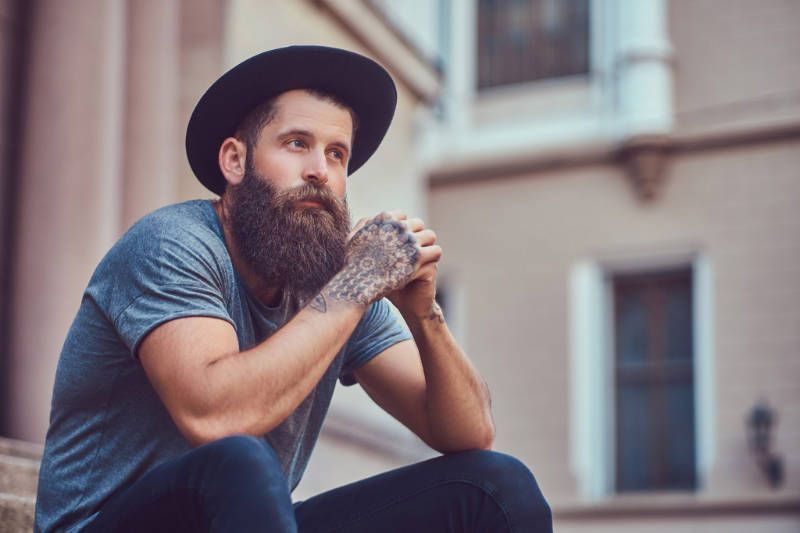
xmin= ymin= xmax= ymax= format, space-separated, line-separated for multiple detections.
xmin=427 ymin=117 xmax=800 ymax=188
xmin=553 ymin=492 xmax=800 ymax=520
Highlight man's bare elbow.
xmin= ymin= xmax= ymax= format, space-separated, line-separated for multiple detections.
xmin=464 ymin=424 xmax=496 ymax=452
xmin=176 ymin=407 xmax=284 ymax=447
xmin=476 ymin=429 xmax=495 ymax=451
xmin=430 ymin=427 xmax=495 ymax=454
xmin=175 ymin=411 xmax=234 ymax=447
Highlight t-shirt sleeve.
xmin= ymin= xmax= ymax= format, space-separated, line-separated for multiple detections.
xmin=339 ymin=298 xmax=412 ymax=386
xmin=115 ymin=282 xmax=233 ymax=358
xmin=89 ymin=209 xmax=235 ymax=358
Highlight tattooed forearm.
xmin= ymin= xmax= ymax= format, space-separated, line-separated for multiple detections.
xmin=325 ymin=217 xmax=419 ymax=305
xmin=309 ymin=293 xmax=327 ymax=313
xmin=426 ymin=301 xmax=445 ymax=323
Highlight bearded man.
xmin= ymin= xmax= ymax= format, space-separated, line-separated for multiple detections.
xmin=34 ymin=46 xmax=552 ymax=532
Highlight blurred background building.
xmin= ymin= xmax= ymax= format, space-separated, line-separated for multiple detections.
xmin=1 ymin=0 xmax=798 ymax=531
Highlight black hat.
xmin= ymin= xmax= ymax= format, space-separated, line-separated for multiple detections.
xmin=186 ymin=45 xmax=397 ymax=195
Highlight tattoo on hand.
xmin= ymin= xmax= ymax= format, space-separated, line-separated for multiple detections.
xmin=427 ymin=301 xmax=445 ymax=323
xmin=326 ymin=218 xmax=419 ymax=305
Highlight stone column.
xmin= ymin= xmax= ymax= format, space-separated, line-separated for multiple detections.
xmin=0 ymin=0 xmax=28 ymax=435
xmin=9 ymin=0 xmax=125 ymax=442
xmin=615 ymin=0 xmax=674 ymax=136
xmin=122 ymin=0 xmax=179 ymax=231
xmin=614 ymin=0 xmax=675 ymax=201
xmin=177 ymin=0 xmax=225 ymax=200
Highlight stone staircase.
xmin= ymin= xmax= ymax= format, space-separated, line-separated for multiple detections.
xmin=0 ymin=437 xmax=41 ymax=533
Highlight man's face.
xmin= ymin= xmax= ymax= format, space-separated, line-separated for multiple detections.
xmin=225 ymin=90 xmax=355 ymax=301
xmin=248 ymin=89 xmax=353 ymax=199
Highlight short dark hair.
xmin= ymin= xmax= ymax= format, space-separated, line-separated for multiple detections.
xmin=234 ymin=89 xmax=359 ymax=170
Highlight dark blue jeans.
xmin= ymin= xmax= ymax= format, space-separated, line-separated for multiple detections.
xmin=87 ymin=435 xmax=552 ymax=532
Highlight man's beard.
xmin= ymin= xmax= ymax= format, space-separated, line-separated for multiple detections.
xmin=226 ymin=169 xmax=351 ymax=303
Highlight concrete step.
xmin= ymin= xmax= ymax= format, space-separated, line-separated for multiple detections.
xmin=0 ymin=455 xmax=39 ymax=497
xmin=0 ymin=492 xmax=35 ymax=533
xmin=0 ymin=437 xmax=42 ymax=532
xmin=0 ymin=437 xmax=42 ymax=498
xmin=0 ymin=437 xmax=43 ymax=461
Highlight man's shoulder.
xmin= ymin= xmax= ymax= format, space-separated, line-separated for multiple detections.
xmin=115 ymin=200 xmax=223 ymax=255
xmin=85 ymin=199 xmax=234 ymax=320
xmin=90 ymin=200 xmax=229 ymax=287
xmin=131 ymin=199 xmax=218 ymax=236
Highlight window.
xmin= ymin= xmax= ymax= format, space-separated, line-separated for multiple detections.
xmin=613 ymin=268 xmax=697 ymax=492
xmin=476 ymin=0 xmax=590 ymax=90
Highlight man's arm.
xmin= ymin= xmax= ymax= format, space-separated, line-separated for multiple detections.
xmin=139 ymin=213 xmax=426 ymax=446
xmin=139 ymin=301 xmax=363 ymax=446
xmin=353 ymin=216 xmax=495 ymax=453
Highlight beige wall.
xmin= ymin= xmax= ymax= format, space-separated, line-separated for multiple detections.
xmin=670 ymin=0 xmax=800 ymax=134
xmin=430 ymin=139 xmax=800 ymax=498
xmin=176 ymin=0 xmax=226 ymax=201
xmin=424 ymin=0 xmax=800 ymax=529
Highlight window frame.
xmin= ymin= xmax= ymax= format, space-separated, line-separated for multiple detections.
xmin=428 ymin=0 xmax=613 ymax=165
xmin=569 ymin=251 xmax=715 ymax=500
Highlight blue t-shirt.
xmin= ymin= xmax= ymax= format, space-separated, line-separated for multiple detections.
xmin=34 ymin=200 xmax=411 ymax=532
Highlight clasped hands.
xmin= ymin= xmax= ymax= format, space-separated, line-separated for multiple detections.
xmin=345 ymin=211 xmax=443 ymax=319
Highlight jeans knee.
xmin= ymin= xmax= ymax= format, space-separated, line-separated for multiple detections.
xmin=197 ymin=435 xmax=284 ymax=484
xmin=177 ymin=436 xmax=294 ymax=530
xmin=455 ymin=450 xmax=552 ymax=530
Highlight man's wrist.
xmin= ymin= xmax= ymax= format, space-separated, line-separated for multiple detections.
xmin=402 ymin=301 xmax=446 ymax=332
xmin=313 ymin=271 xmax=374 ymax=312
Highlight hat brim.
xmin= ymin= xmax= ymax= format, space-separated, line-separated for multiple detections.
xmin=186 ymin=46 xmax=397 ymax=195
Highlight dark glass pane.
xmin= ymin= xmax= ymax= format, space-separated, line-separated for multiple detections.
xmin=614 ymin=267 xmax=696 ymax=493
xmin=665 ymin=282 xmax=692 ymax=360
xmin=617 ymin=292 xmax=648 ymax=364
xmin=617 ymin=385 xmax=653 ymax=491
xmin=477 ymin=0 xmax=590 ymax=89
xmin=664 ymin=383 xmax=697 ymax=489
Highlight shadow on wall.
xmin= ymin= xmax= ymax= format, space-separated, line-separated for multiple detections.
xmin=0 ymin=0 xmax=33 ymax=439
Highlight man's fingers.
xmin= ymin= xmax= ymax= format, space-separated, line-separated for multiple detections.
xmin=416 ymin=244 xmax=442 ymax=266
xmin=413 ymin=228 xmax=437 ymax=247
xmin=386 ymin=210 xmax=407 ymax=221
xmin=409 ymin=261 xmax=439 ymax=283
xmin=402 ymin=218 xmax=425 ymax=232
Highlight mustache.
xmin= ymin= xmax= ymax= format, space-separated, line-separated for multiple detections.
xmin=274 ymin=183 xmax=343 ymax=213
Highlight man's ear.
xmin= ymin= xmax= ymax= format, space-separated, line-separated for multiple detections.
xmin=219 ymin=137 xmax=247 ymax=186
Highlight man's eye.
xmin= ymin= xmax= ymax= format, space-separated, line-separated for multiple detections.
xmin=329 ymin=149 xmax=344 ymax=161
xmin=288 ymin=139 xmax=305 ymax=148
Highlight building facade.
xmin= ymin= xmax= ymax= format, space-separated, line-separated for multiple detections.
xmin=421 ymin=0 xmax=800 ymax=531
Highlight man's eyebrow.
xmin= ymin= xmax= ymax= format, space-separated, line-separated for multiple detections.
xmin=277 ymin=128 xmax=313 ymax=139
xmin=328 ymin=139 xmax=351 ymax=155
xmin=278 ymin=128 xmax=351 ymax=154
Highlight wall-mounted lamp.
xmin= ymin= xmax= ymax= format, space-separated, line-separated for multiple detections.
xmin=746 ymin=400 xmax=784 ymax=488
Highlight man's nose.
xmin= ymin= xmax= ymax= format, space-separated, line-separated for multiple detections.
xmin=301 ymin=151 xmax=329 ymax=185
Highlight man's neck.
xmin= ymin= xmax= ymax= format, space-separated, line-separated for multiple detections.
xmin=212 ymin=198 xmax=283 ymax=307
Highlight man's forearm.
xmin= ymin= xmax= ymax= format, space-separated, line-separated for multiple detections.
xmin=405 ymin=304 xmax=495 ymax=452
